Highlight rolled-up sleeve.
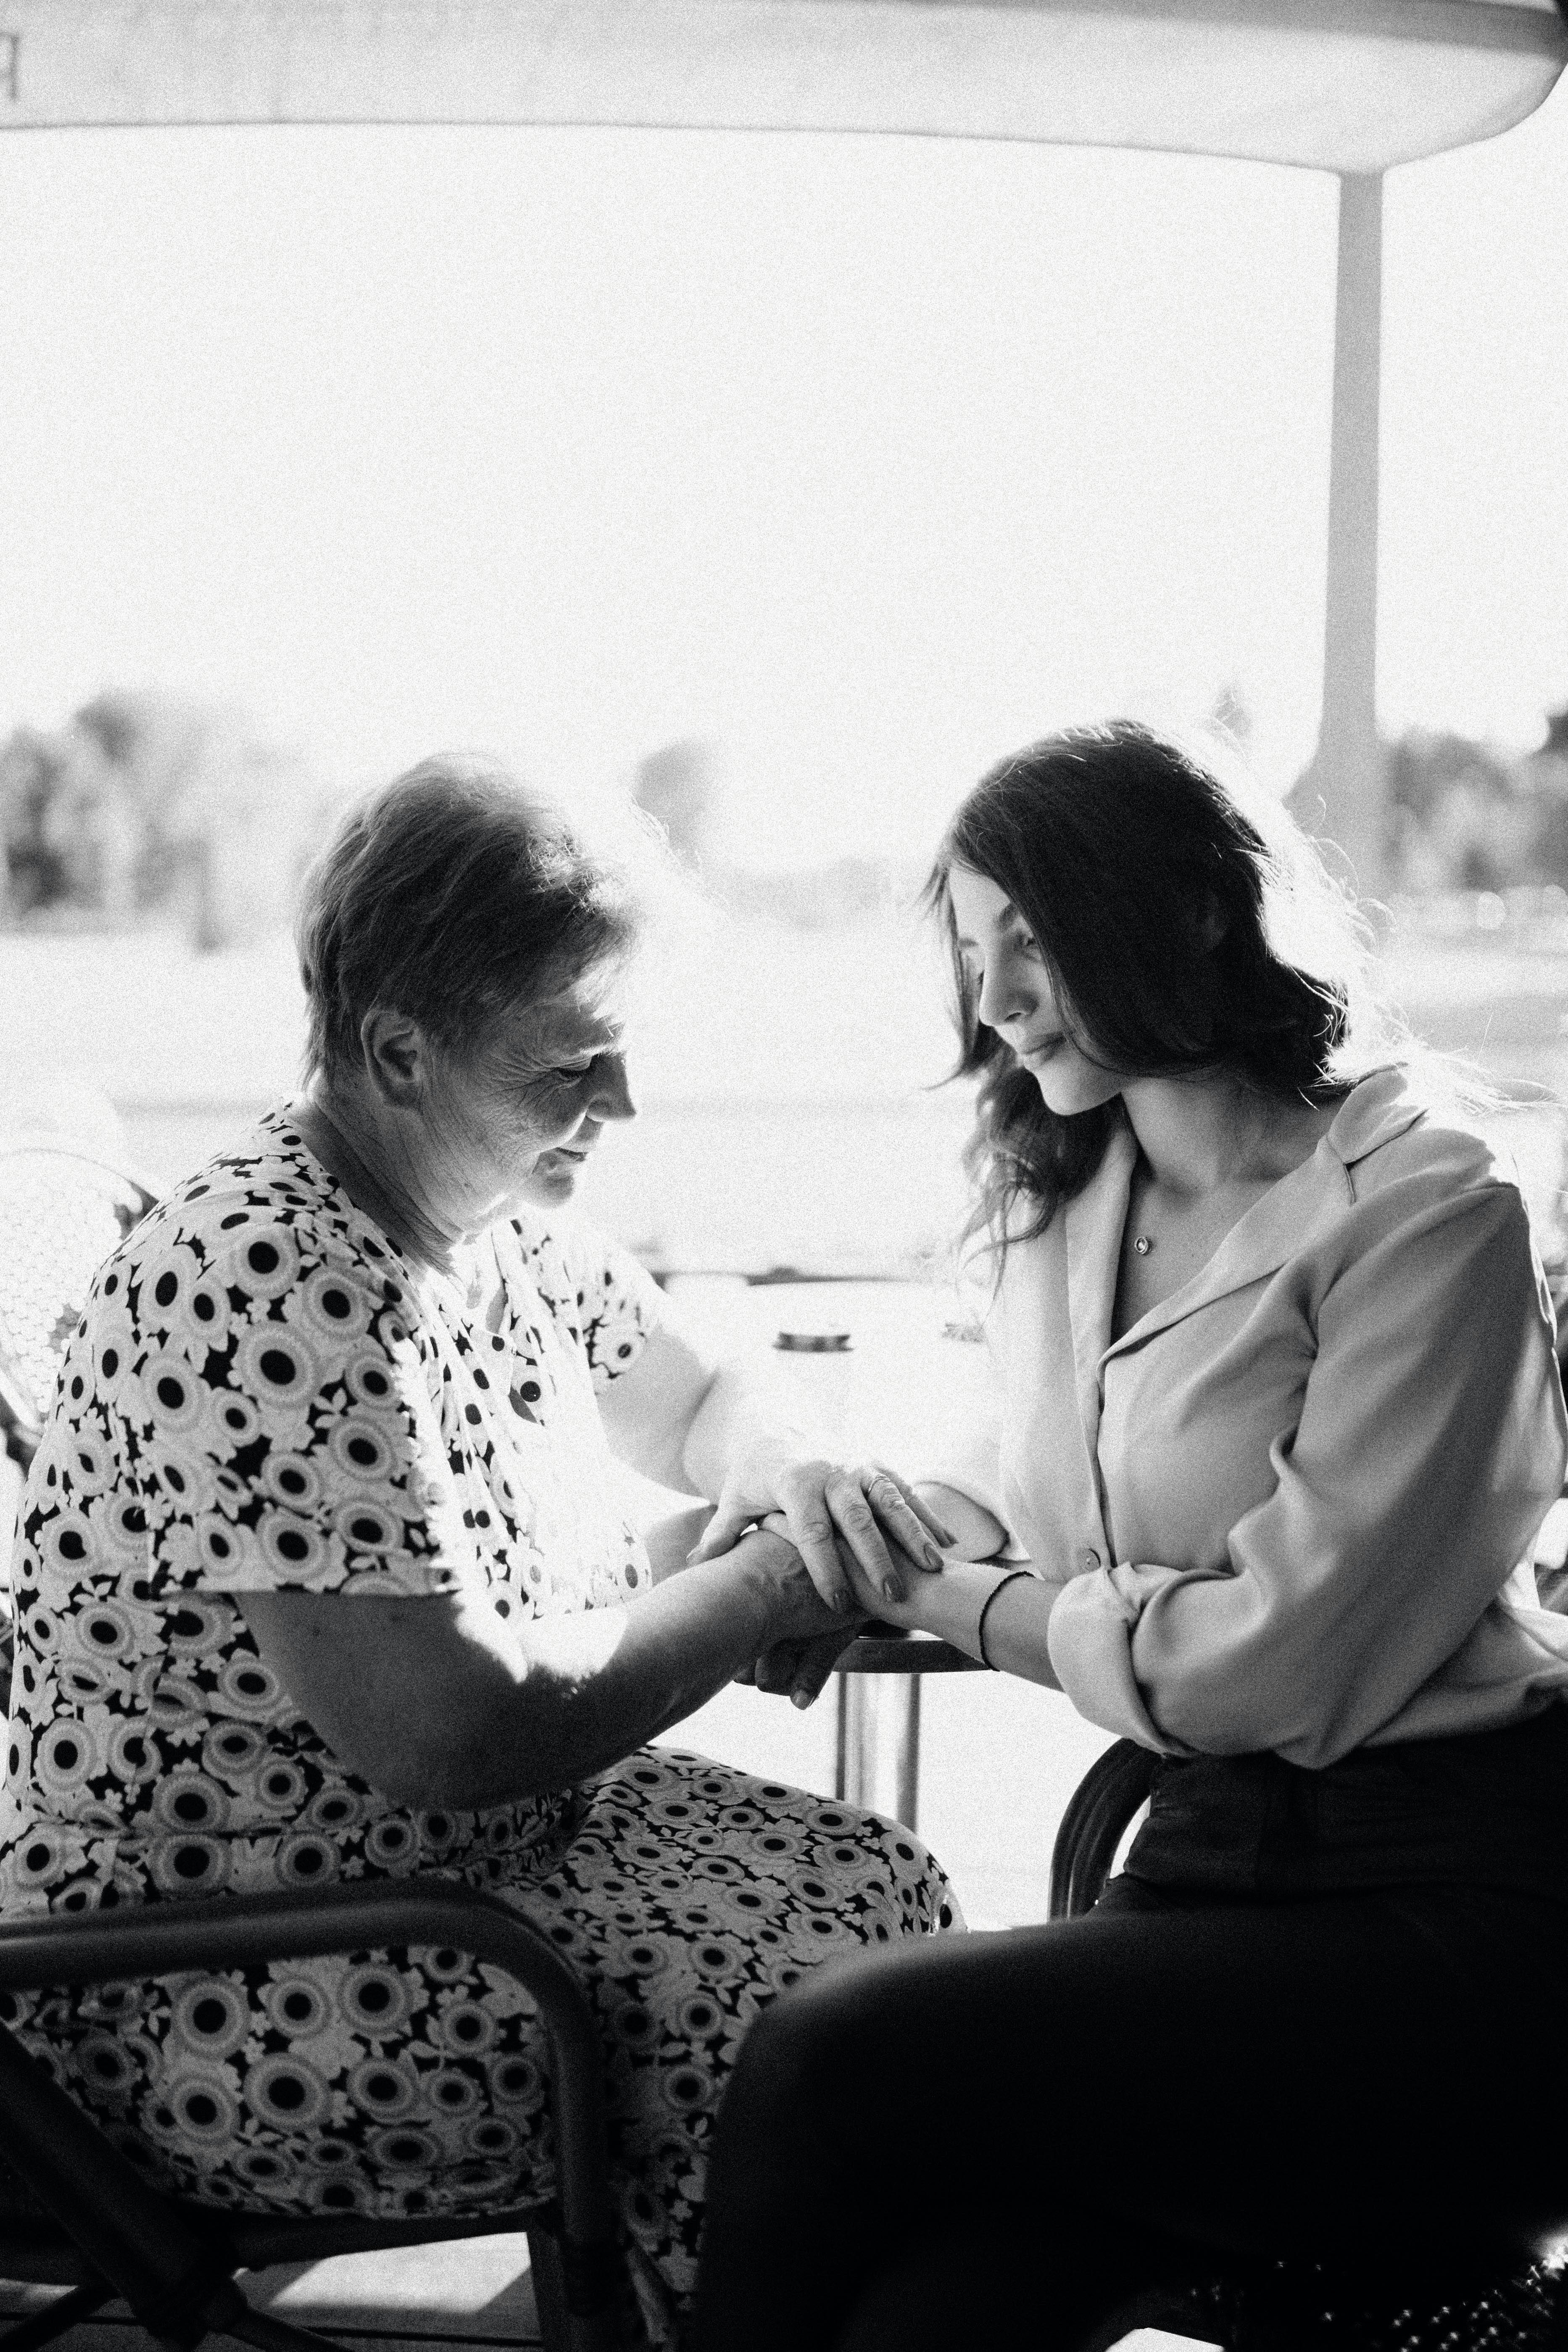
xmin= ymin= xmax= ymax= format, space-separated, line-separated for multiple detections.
xmin=1047 ymin=1184 xmax=1568 ymax=1766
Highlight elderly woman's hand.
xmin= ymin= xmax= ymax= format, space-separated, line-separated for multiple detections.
xmin=741 ymin=1627 xmax=862 ymax=1710
xmin=689 ymin=1453 xmax=953 ymax=1612
xmin=734 ymin=1503 xmax=921 ymax=1707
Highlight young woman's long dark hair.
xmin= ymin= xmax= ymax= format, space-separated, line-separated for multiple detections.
xmin=926 ymin=721 xmax=1392 ymax=1263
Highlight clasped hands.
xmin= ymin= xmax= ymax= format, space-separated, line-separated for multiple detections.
xmin=688 ymin=1454 xmax=951 ymax=1710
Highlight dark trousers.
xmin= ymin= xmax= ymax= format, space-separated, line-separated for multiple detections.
xmin=688 ymin=1872 xmax=1568 ymax=2352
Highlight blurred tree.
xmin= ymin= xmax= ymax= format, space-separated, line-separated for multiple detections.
xmin=631 ymin=737 xmax=907 ymax=930
xmin=1383 ymin=720 xmax=1568 ymax=893
xmin=1518 ymin=705 xmax=1568 ymax=888
xmin=632 ymin=739 xmax=720 ymax=872
xmin=1385 ymin=727 xmax=1516 ymax=829
xmin=1208 ymin=680 xmax=1254 ymax=751
xmin=0 ymin=728 xmax=74 ymax=916
xmin=0 ymin=693 xmax=322 ymax=948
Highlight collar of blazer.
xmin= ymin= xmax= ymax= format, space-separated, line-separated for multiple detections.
xmin=1066 ymin=1064 xmax=1430 ymax=1367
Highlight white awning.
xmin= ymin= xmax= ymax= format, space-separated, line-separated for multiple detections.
xmin=3 ymin=0 xmax=1565 ymax=173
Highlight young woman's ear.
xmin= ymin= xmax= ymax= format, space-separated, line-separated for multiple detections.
xmin=1195 ymin=891 xmax=1231 ymax=953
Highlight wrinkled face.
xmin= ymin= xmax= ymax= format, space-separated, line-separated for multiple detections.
xmin=424 ymin=961 xmax=635 ymax=1223
xmin=946 ymin=865 xmax=1123 ymax=1120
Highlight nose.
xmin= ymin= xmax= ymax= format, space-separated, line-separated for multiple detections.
xmin=976 ymin=952 xmax=1035 ymax=1037
xmin=590 ymin=1054 xmax=637 ymax=1124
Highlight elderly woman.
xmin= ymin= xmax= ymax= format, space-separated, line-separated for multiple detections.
xmin=0 ymin=757 xmax=957 ymax=2350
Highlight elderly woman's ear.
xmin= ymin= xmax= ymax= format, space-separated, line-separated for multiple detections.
xmin=358 ymin=1006 xmax=432 ymax=1109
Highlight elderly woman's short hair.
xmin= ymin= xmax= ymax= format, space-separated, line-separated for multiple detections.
xmin=297 ymin=755 xmax=644 ymax=1081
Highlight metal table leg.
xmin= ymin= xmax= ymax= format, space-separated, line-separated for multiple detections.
xmin=834 ymin=1672 xmax=922 ymax=1832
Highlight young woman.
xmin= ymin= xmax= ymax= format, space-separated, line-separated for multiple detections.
xmin=690 ymin=721 xmax=1568 ymax=2350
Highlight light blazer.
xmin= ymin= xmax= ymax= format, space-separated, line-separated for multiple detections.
xmin=934 ymin=1067 xmax=1568 ymax=1768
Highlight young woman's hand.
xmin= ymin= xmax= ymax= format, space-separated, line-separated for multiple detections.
xmin=689 ymin=1452 xmax=953 ymax=1614
xmin=828 ymin=1533 xmax=928 ymax=1635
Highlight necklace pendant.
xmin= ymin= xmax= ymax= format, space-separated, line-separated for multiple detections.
xmin=1133 ymin=1235 xmax=1153 ymax=1256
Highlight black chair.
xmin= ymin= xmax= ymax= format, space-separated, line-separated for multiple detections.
xmin=1047 ymin=1739 xmax=1568 ymax=2352
xmin=0 ymin=1880 xmax=622 ymax=2352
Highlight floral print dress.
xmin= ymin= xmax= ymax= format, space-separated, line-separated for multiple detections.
xmin=0 ymin=1110 xmax=957 ymax=2348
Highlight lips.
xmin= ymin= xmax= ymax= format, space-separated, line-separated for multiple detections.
xmin=547 ymin=1121 xmax=603 ymax=1166
xmin=1018 ymin=1036 xmax=1065 ymax=1065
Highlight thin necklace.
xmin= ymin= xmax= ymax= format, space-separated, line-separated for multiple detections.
xmin=1130 ymin=1159 xmax=1155 ymax=1256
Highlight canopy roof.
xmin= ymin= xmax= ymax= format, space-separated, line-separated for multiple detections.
xmin=5 ymin=0 xmax=1565 ymax=172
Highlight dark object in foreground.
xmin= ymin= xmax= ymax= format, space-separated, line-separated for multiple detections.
xmin=1047 ymin=1738 xmax=1565 ymax=2352
xmin=0 ymin=1878 xmax=621 ymax=2352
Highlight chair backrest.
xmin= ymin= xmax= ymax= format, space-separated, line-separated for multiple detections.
xmin=0 ymin=1143 xmax=158 ymax=1694
xmin=1047 ymin=1738 xmax=1157 ymax=1919
xmin=0 ymin=1145 xmax=158 ymax=1470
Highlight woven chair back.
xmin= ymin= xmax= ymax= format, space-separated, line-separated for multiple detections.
xmin=0 ymin=1147 xmax=157 ymax=1466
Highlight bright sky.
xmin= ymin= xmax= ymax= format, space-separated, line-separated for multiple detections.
xmin=0 ymin=77 xmax=1564 ymax=868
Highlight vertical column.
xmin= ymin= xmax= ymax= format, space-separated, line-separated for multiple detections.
xmin=835 ymin=1671 xmax=922 ymax=1831
xmin=837 ymin=1674 xmax=876 ymax=1812
xmin=1298 ymin=171 xmax=1384 ymax=897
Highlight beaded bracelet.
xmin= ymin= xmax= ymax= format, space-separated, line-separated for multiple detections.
xmin=976 ymin=1569 xmax=1034 ymax=1668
